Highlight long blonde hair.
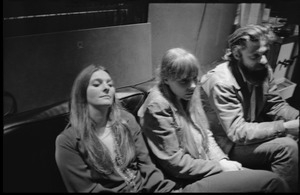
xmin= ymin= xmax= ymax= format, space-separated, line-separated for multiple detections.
xmin=70 ymin=64 xmax=136 ymax=174
xmin=157 ymin=48 xmax=209 ymax=158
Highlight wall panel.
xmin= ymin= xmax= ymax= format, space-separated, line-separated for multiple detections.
xmin=4 ymin=23 xmax=152 ymax=113
xmin=148 ymin=3 xmax=237 ymax=76
xmin=149 ymin=4 xmax=205 ymax=71
xmin=195 ymin=4 xmax=238 ymax=75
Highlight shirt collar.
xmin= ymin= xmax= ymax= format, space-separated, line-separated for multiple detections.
xmin=237 ymin=64 xmax=248 ymax=83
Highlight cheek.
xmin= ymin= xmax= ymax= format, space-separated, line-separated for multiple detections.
xmin=170 ymin=84 xmax=185 ymax=97
xmin=110 ymin=88 xmax=116 ymax=95
xmin=241 ymin=56 xmax=254 ymax=67
xmin=86 ymin=88 xmax=98 ymax=101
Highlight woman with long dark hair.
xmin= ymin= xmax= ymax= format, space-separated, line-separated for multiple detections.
xmin=56 ymin=65 xmax=174 ymax=192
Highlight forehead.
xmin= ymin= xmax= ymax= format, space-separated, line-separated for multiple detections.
xmin=90 ymin=70 xmax=111 ymax=81
xmin=244 ymin=38 xmax=268 ymax=54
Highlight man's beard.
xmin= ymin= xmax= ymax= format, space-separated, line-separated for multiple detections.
xmin=238 ymin=61 xmax=269 ymax=84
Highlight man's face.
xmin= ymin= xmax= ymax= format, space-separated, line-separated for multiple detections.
xmin=239 ymin=38 xmax=269 ymax=72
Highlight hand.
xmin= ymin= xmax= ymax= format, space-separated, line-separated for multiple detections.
xmin=283 ymin=119 xmax=299 ymax=137
xmin=219 ymin=159 xmax=243 ymax=172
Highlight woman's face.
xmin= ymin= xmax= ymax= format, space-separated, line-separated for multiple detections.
xmin=165 ymin=77 xmax=197 ymax=101
xmin=87 ymin=70 xmax=115 ymax=107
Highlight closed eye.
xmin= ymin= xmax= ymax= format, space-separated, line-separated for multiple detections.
xmin=92 ymin=81 xmax=101 ymax=87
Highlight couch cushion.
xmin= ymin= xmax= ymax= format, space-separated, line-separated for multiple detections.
xmin=3 ymin=100 xmax=70 ymax=192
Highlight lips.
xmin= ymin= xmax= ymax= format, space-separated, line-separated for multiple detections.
xmin=186 ymin=91 xmax=194 ymax=96
xmin=99 ymin=95 xmax=111 ymax=99
xmin=185 ymin=93 xmax=194 ymax=98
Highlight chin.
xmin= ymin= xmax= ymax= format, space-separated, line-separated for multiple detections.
xmin=183 ymin=96 xmax=192 ymax=101
xmin=97 ymin=100 xmax=113 ymax=106
xmin=102 ymin=101 xmax=113 ymax=106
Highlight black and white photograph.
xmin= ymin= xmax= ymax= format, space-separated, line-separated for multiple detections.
xmin=3 ymin=0 xmax=299 ymax=193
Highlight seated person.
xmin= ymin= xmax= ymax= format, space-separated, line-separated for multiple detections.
xmin=200 ymin=24 xmax=299 ymax=192
xmin=137 ymin=48 xmax=289 ymax=192
xmin=55 ymin=63 xmax=288 ymax=192
xmin=55 ymin=64 xmax=175 ymax=192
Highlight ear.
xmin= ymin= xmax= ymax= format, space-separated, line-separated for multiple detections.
xmin=232 ymin=47 xmax=241 ymax=60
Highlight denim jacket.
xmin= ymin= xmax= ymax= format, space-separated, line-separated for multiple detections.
xmin=200 ymin=61 xmax=299 ymax=154
xmin=138 ymin=85 xmax=226 ymax=182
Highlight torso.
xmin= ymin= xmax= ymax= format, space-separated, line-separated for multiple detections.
xmin=98 ymin=125 xmax=116 ymax=160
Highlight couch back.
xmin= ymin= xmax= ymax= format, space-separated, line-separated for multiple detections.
xmin=3 ymin=84 xmax=151 ymax=192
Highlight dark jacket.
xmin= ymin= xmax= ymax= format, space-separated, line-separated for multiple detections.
xmin=55 ymin=109 xmax=176 ymax=193
xmin=200 ymin=61 xmax=299 ymax=154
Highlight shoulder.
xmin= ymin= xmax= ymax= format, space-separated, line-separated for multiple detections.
xmin=201 ymin=62 xmax=238 ymax=92
xmin=120 ymin=109 xmax=141 ymax=135
xmin=56 ymin=125 xmax=78 ymax=149
xmin=149 ymin=86 xmax=171 ymax=110
xmin=138 ymin=85 xmax=172 ymax=117
xmin=201 ymin=62 xmax=232 ymax=84
xmin=120 ymin=109 xmax=137 ymax=123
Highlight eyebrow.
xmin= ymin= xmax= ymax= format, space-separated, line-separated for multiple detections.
xmin=247 ymin=43 xmax=269 ymax=54
xmin=90 ymin=78 xmax=113 ymax=83
xmin=253 ymin=48 xmax=269 ymax=55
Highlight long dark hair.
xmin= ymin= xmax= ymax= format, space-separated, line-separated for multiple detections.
xmin=70 ymin=64 xmax=136 ymax=174
xmin=157 ymin=48 xmax=209 ymax=158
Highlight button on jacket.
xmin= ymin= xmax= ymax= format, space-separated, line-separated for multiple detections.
xmin=200 ymin=61 xmax=299 ymax=154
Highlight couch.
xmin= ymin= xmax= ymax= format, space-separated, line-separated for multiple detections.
xmin=3 ymin=80 xmax=155 ymax=192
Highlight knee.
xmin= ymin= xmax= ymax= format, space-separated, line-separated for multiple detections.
xmin=280 ymin=137 xmax=298 ymax=153
xmin=248 ymin=170 xmax=290 ymax=192
xmin=277 ymin=137 xmax=298 ymax=161
xmin=267 ymin=172 xmax=290 ymax=192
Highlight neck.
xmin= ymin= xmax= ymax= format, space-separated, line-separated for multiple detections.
xmin=88 ymin=105 xmax=110 ymax=136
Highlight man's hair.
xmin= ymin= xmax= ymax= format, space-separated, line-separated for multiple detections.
xmin=223 ymin=24 xmax=275 ymax=61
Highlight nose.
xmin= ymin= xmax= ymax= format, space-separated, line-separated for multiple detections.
xmin=260 ymin=55 xmax=268 ymax=65
xmin=189 ymin=80 xmax=197 ymax=89
xmin=103 ymin=82 xmax=110 ymax=92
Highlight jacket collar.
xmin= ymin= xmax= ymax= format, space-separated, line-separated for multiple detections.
xmin=229 ymin=61 xmax=249 ymax=90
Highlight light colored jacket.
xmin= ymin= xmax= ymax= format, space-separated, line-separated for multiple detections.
xmin=200 ymin=61 xmax=299 ymax=154
xmin=138 ymin=85 xmax=227 ymax=181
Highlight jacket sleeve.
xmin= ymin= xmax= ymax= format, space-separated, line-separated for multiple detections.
xmin=141 ymin=102 xmax=222 ymax=180
xmin=197 ymin=88 xmax=228 ymax=161
xmin=124 ymin=112 xmax=175 ymax=193
xmin=263 ymin=71 xmax=299 ymax=121
xmin=55 ymin=133 xmax=107 ymax=193
xmin=208 ymin=82 xmax=287 ymax=145
xmin=206 ymin=128 xmax=228 ymax=161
